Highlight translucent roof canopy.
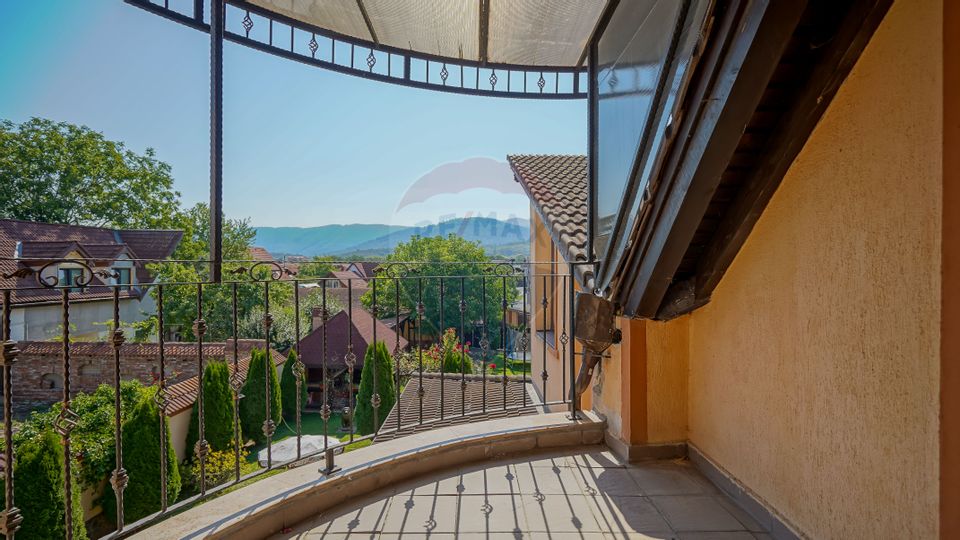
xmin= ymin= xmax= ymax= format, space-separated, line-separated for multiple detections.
xmin=245 ymin=0 xmax=607 ymax=68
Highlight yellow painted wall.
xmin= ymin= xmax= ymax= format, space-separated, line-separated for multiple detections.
xmin=686 ymin=0 xmax=942 ymax=537
xmin=644 ymin=318 xmax=688 ymax=444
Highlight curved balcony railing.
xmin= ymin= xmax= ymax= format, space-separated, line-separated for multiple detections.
xmin=123 ymin=0 xmax=588 ymax=100
xmin=0 ymin=258 xmax=582 ymax=539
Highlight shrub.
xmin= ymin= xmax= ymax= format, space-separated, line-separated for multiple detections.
xmin=280 ymin=349 xmax=308 ymax=420
xmin=431 ymin=328 xmax=474 ymax=374
xmin=239 ymin=349 xmax=281 ymax=446
xmin=186 ymin=361 xmax=238 ymax=455
xmin=354 ymin=341 xmax=397 ymax=435
xmin=182 ymin=448 xmax=248 ymax=493
xmin=102 ymin=387 xmax=181 ymax=524
xmin=11 ymin=381 xmax=146 ymax=489
xmin=0 ymin=430 xmax=87 ymax=540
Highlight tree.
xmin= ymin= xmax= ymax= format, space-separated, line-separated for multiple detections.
xmin=297 ymin=255 xmax=337 ymax=278
xmin=102 ymin=388 xmax=181 ymax=525
xmin=186 ymin=361 xmax=237 ymax=454
xmin=280 ymin=349 xmax=308 ymax=420
xmin=354 ymin=341 xmax=397 ymax=435
xmin=239 ymin=349 xmax=281 ymax=446
xmin=361 ymin=235 xmax=519 ymax=351
xmin=0 ymin=431 xmax=87 ymax=540
xmin=0 ymin=117 xmax=180 ymax=229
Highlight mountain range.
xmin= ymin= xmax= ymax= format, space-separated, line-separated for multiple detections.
xmin=255 ymin=217 xmax=530 ymax=258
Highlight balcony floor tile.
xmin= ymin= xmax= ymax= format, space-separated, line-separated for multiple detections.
xmin=273 ymin=449 xmax=768 ymax=540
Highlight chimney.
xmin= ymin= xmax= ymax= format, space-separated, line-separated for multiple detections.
xmin=311 ymin=307 xmax=323 ymax=332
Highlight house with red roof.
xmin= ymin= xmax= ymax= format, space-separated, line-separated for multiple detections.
xmin=0 ymin=219 xmax=182 ymax=341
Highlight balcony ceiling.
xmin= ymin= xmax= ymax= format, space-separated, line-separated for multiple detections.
xmin=244 ymin=0 xmax=607 ymax=67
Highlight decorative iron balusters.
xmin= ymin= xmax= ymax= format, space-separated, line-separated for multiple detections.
xmin=111 ymin=288 xmax=129 ymax=532
xmin=1 ymin=291 xmax=22 ymax=538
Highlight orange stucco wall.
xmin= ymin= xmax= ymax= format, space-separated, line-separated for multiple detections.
xmin=686 ymin=0 xmax=942 ymax=537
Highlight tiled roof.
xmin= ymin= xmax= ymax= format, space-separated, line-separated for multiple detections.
xmin=298 ymin=308 xmax=408 ymax=372
xmin=328 ymin=270 xmax=369 ymax=288
xmin=507 ymin=155 xmax=588 ymax=265
xmin=374 ymin=373 xmax=539 ymax=442
xmin=0 ymin=219 xmax=182 ymax=305
xmin=347 ymin=262 xmax=380 ymax=280
xmin=163 ymin=345 xmax=286 ymax=415
xmin=249 ymin=246 xmax=273 ymax=261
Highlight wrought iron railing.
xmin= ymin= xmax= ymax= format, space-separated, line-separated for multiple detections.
xmin=0 ymin=258 xmax=581 ymax=539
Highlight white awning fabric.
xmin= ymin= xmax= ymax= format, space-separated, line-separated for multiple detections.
xmin=245 ymin=0 xmax=607 ymax=67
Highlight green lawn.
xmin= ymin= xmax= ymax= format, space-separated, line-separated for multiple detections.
xmin=484 ymin=353 xmax=532 ymax=376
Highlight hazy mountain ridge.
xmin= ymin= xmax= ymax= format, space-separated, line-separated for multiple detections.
xmin=255 ymin=217 xmax=530 ymax=258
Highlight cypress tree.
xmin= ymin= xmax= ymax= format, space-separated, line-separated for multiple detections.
xmin=186 ymin=361 xmax=237 ymax=454
xmin=239 ymin=348 xmax=281 ymax=446
xmin=0 ymin=430 xmax=88 ymax=540
xmin=354 ymin=341 xmax=397 ymax=435
xmin=280 ymin=349 xmax=308 ymax=420
xmin=102 ymin=388 xmax=181 ymax=524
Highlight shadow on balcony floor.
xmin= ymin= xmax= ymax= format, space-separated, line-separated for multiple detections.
xmin=272 ymin=448 xmax=771 ymax=540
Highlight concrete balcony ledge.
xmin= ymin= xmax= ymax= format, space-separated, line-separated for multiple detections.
xmin=132 ymin=411 xmax=604 ymax=540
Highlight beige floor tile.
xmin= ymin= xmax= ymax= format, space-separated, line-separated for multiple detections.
xmin=567 ymin=451 xmax=625 ymax=469
xmin=530 ymin=533 xmax=608 ymax=540
xmin=576 ymin=468 xmax=643 ymax=497
xmin=626 ymin=467 xmax=708 ymax=496
xmin=382 ymin=494 xmax=460 ymax=534
xmin=650 ymin=496 xmax=744 ymax=533
xmin=514 ymin=462 xmax=584 ymax=495
xmin=590 ymin=495 xmax=673 ymax=536
xmin=713 ymin=498 xmax=765 ymax=533
xmin=457 ymin=464 xmax=524 ymax=495
xmin=521 ymin=493 xmax=603 ymax=533
xmin=288 ymin=496 xmax=392 ymax=535
xmin=677 ymin=532 xmax=756 ymax=540
xmin=457 ymin=494 xmax=528 ymax=533
xmin=603 ymin=533 xmax=679 ymax=540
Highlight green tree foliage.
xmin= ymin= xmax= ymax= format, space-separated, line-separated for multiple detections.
xmin=182 ymin=448 xmax=248 ymax=493
xmin=354 ymin=341 xmax=397 ymax=435
xmin=11 ymin=381 xmax=146 ymax=488
xmin=239 ymin=349 xmax=282 ymax=446
xmin=296 ymin=255 xmax=337 ymax=278
xmin=0 ymin=118 xmax=180 ymax=229
xmin=186 ymin=361 xmax=238 ymax=454
xmin=0 ymin=431 xmax=87 ymax=540
xmin=102 ymin=388 xmax=181 ymax=525
xmin=361 ymin=235 xmax=518 ymax=350
xmin=280 ymin=350 xmax=308 ymax=420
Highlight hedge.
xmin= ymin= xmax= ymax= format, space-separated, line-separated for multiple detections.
xmin=186 ymin=361 xmax=237 ymax=455
xmin=280 ymin=349 xmax=308 ymax=420
xmin=239 ymin=348 xmax=281 ymax=446
xmin=354 ymin=341 xmax=396 ymax=435
xmin=0 ymin=430 xmax=87 ymax=540
xmin=102 ymin=387 xmax=181 ymax=524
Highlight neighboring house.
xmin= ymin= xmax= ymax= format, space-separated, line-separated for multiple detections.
xmin=248 ymin=246 xmax=273 ymax=262
xmin=0 ymin=219 xmax=182 ymax=341
xmin=375 ymin=373 xmax=539 ymax=442
xmin=162 ymin=342 xmax=286 ymax=460
xmin=299 ymin=306 xmax=407 ymax=408
xmin=342 ymin=261 xmax=379 ymax=282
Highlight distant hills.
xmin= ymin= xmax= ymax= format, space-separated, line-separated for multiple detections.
xmin=255 ymin=217 xmax=530 ymax=259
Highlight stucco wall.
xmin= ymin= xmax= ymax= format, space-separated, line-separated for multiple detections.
xmin=686 ymin=1 xmax=942 ymax=538
xmin=644 ymin=318 xmax=688 ymax=444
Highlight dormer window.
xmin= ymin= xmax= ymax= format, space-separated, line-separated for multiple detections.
xmin=116 ymin=268 xmax=132 ymax=291
xmin=59 ymin=268 xmax=84 ymax=292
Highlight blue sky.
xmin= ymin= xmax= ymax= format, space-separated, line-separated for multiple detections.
xmin=0 ymin=1 xmax=586 ymax=228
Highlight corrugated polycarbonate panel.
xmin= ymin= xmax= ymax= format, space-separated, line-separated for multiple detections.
xmin=247 ymin=0 xmax=371 ymax=41
xmin=362 ymin=0 xmax=478 ymax=62
xmin=241 ymin=0 xmax=603 ymax=67
xmin=489 ymin=0 xmax=605 ymax=66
